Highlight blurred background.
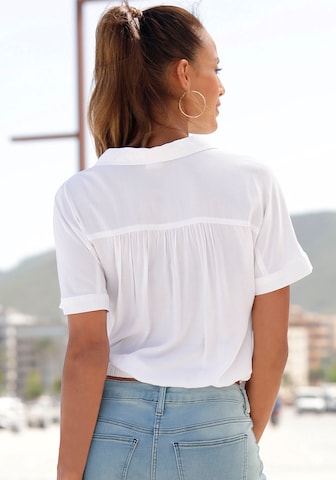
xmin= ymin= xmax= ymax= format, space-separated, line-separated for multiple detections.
xmin=0 ymin=1 xmax=336 ymax=479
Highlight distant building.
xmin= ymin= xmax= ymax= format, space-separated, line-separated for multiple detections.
xmin=286 ymin=305 xmax=336 ymax=385
xmin=285 ymin=324 xmax=309 ymax=386
xmin=0 ymin=306 xmax=67 ymax=398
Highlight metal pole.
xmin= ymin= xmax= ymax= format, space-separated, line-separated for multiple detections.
xmin=12 ymin=133 xmax=79 ymax=142
xmin=11 ymin=0 xmax=106 ymax=171
xmin=77 ymin=0 xmax=86 ymax=171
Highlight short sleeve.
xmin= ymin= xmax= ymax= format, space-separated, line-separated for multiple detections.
xmin=253 ymin=170 xmax=312 ymax=295
xmin=53 ymin=184 xmax=109 ymax=314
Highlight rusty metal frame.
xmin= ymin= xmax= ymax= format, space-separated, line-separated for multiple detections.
xmin=11 ymin=0 xmax=105 ymax=171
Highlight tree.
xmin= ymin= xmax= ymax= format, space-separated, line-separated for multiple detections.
xmin=325 ymin=363 xmax=336 ymax=383
xmin=52 ymin=376 xmax=62 ymax=395
xmin=24 ymin=370 xmax=43 ymax=400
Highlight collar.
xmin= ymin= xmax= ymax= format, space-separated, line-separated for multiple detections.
xmin=96 ymin=135 xmax=216 ymax=166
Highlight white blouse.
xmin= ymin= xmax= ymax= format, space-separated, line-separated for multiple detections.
xmin=53 ymin=136 xmax=312 ymax=387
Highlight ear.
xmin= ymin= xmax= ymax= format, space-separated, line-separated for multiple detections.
xmin=173 ymin=58 xmax=191 ymax=91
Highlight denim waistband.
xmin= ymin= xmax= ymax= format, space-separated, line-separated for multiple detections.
xmin=103 ymin=378 xmax=245 ymax=404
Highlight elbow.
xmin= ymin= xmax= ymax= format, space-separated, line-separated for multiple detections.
xmin=279 ymin=335 xmax=289 ymax=360
xmin=283 ymin=341 xmax=289 ymax=365
xmin=66 ymin=338 xmax=110 ymax=369
xmin=273 ymin=338 xmax=288 ymax=372
xmin=254 ymin=335 xmax=288 ymax=373
xmin=280 ymin=342 xmax=289 ymax=369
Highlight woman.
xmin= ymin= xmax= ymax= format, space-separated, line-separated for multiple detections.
xmin=54 ymin=3 xmax=312 ymax=479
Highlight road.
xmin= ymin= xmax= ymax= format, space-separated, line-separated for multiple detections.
xmin=260 ymin=406 xmax=336 ymax=480
xmin=0 ymin=406 xmax=335 ymax=479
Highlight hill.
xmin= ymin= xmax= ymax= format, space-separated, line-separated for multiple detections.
xmin=0 ymin=211 xmax=335 ymax=318
xmin=0 ymin=250 xmax=61 ymax=321
xmin=291 ymin=211 xmax=336 ymax=314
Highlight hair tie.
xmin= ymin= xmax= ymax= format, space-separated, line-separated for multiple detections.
xmin=124 ymin=6 xmax=142 ymax=40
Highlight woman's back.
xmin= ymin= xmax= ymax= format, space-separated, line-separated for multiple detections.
xmin=54 ymin=136 xmax=309 ymax=388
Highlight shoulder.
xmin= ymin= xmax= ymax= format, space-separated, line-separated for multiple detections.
xmin=199 ymin=143 xmax=276 ymax=187
xmin=55 ymin=164 xmax=100 ymax=203
xmin=212 ymin=145 xmax=271 ymax=172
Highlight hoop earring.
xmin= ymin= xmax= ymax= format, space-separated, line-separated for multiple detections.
xmin=178 ymin=90 xmax=206 ymax=119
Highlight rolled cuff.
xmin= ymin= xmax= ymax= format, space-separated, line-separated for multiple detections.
xmin=60 ymin=293 xmax=110 ymax=315
xmin=255 ymin=255 xmax=312 ymax=295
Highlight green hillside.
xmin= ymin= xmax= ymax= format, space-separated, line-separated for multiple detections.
xmin=0 ymin=211 xmax=335 ymax=318
xmin=291 ymin=211 xmax=336 ymax=313
xmin=0 ymin=250 xmax=62 ymax=321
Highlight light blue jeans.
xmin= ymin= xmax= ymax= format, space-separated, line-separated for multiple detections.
xmin=83 ymin=379 xmax=265 ymax=480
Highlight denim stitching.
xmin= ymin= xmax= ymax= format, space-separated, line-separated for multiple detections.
xmin=151 ymin=387 xmax=167 ymax=480
xmin=97 ymin=416 xmax=153 ymax=434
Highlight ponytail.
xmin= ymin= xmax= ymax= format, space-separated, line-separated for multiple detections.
xmin=88 ymin=2 xmax=203 ymax=154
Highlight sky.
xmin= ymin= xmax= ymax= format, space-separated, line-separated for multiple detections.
xmin=1 ymin=0 xmax=336 ymax=271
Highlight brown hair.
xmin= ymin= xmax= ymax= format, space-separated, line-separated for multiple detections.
xmin=88 ymin=1 xmax=203 ymax=155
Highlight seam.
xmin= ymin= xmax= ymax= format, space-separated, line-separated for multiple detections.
xmin=88 ymin=217 xmax=252 ymax=240
xmin=151 ymin=387 xmax=167 ymax=480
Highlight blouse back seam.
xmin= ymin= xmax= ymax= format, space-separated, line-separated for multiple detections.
xmin=87 ymin=217 xmax=255 ymax=240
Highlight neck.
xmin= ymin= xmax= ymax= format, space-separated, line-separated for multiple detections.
xmin=145 ymin=123 xmax=188 ymax=148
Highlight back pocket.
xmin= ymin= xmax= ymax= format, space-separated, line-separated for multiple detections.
xmin=173 ymin=434 xmax=247 ymax=480
xmin=84 ymin=434 xmax=138 ymax=480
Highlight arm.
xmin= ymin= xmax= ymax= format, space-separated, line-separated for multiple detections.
xmin=245 ymin=286 xmax=289 ymax=443
xmin=57 ymin=310 xmax=109 ymax=480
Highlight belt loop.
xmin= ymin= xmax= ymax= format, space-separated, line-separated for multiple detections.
xmin=156 ymin=387 xmax=167 ymax=416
